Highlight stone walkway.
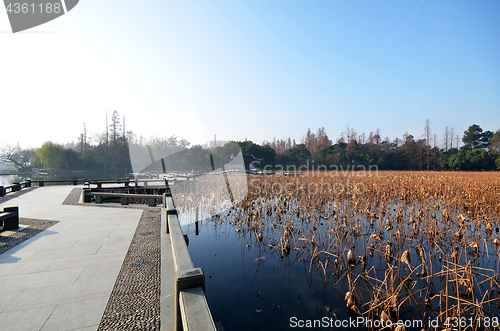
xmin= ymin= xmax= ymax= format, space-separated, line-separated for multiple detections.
xmin=98 ymin=208 xmax=161 ymax=330
xmin=0 ymin=186 xmax=145 ymax=331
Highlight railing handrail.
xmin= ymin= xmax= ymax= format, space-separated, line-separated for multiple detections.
xmin=1 ymin=180 xmax=31 ymax=189
xmin=0 ymin=176 xmax=193 ymax=202
xmin=0 ymin=177 xmax=176 ymax=198
xmin=179 ymin=287 xmax=216 ymax=331
xmin=85 ymin=192 xmax=163 ymax=199
xmin=0 ymin=180 xmax=32 ymax=197
xmin=162 ymin=197 xmax=216 ymax=331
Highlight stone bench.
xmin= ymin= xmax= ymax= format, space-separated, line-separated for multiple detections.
xmin=81 ymin=190 xmax=163 ymax=207
xmin=0 ymin=206 xmax=19 ymax=230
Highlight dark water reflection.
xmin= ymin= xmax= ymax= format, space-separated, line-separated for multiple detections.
xmin=183 ymin=219 xmax=352 ymax=331
xmin=182 ymin=204 xmax=500 ymax=331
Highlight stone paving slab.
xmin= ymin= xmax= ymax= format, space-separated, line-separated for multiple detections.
xmin=46 ymin=253 xmax=127 ymax=272
xmin=0 ymin=259 xmax=52 ymax=277
xmin=0 ymin=267 xmax=85 ymax=291
xmin=3 ymin=278 xmax=112 ymax=312
xmin=0 ymin=218 xmax=58 ymax=256
xmin=41 ymin=296 xmax=109 ymax=331
xmin=0 ymin=185 xmax=144 ymax=331
xmin=0 ymin=306 xmax=56 ymax=331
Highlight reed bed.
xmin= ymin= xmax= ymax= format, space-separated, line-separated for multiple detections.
xmin=173 ymin=171 xmax=500 ymax=330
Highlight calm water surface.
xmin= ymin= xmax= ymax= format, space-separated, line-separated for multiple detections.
xmin=181 ymin=206 xmax=500 ymax=331
xmin=182 ymin=219 xmax=352 ymax=331
xmin=0 ymin=174 xmax=24 ymax=186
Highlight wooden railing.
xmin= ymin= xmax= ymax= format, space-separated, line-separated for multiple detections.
xmin=0 ymin=177 xmax=188 ymax=208
xmin=81 ymin=190 xmax=164 ymax=207
xmin=0 ymin=177 xmax=192 ymax=199
xmin=0 ymin=180 xmax=32 ymax=197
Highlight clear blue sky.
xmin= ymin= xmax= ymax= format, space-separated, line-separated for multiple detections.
xmin=1 ymin=0 xmax=499 ymax=148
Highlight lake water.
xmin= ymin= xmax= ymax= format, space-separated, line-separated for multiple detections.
xmin=181 ymin=203 xmax=500 ymax=331
xmin=0 ymin=174 xmax=24 ymax=187
xmin=182 ymin=219 xmax=345 ymax=331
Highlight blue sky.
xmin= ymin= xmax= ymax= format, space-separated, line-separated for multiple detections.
xmin=1 ymin=0 xmax=499 ymax=148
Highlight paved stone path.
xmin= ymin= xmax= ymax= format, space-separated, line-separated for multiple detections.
xmin=0 ymin=186 xmax=144 ymax=331
xmin=98 ymin=208 xmax=160 ymax=330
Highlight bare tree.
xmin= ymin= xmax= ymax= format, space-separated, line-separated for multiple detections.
xmin=375 ymin=128 xmax=381 ymax=145
xmin=443 ymin=126 xmax=449 ymax=151
xmin=450 ymin=127 xmax=455 ymax=149
xmin=394 ymin=137 xmax=400 ymax=148
xmin=105 ymin=111 xmax=109 ymax=146
xmin=1 ymin=144 xmax=35 ymax=170
xmin=424 ymin=119 xmax=431 ymax=145
xmin=368 ymin=132 xmax=374 ymax=144
xmin=345 ymin=124 xmax=355 ymax=143
xmin=337 ymin=132 xmax=345 ymax=144
xmin=359 ymin=133 xmax=366 ymax=145
xmin=433 ymin=133 xmax=438 ymax=169
xmin=109 ymin=110 xmax=122 ymax=145
xmin=424 ymin=119 xmax=431 ymax=170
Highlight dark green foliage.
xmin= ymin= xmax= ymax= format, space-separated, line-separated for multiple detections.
xmin=161 ymin=145 xmax=212 ymax=172
xmin=272 ymin=125 xmax=500 ymax=171
xmin=238 ymin=141 xmax=276 ymax=167
xmin=210 ymin=141 xmax=276 ymax=169
xmin=462 ymin=124 xmax=493 ymax=150
xmin=282 ymin=144 xmax=310 ymax=166
xmin=462 ymin=124 xmax=483 ymax=149
xmin=3 ymin=121 xmax=499 ymax=174
xmin=442 ymin=149 xmax=494 ymax=171
xmin=488 ymin=130 xmax=500 ymax=152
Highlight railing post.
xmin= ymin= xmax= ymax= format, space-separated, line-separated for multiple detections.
xmin=175 ymin=268 xmax=205 ymax=331
xmin=81 ymin=189 xmax=92 ymax=203
xmin=165 ymin=197 xmax=176 ymax=232
xmin=0 ymin=186 xmax=4 ymax=197
xmin=13 ymin=182 xmax=20 ymax=192
xmin=195 ymin=207 xmax=200 ymax=236
xmin=26 ymin=179 xmax=31 ymax=188
xmin=39 ymin=181 xmax=45 ymax=187
xmin=162 ymin=193 xmax=172 ymax=208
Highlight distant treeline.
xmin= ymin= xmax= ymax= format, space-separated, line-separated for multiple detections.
xmin=216 ymin=122 xmax=500 ymax=171
xmin=1 ymin=113 xmax=499 ymax=175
